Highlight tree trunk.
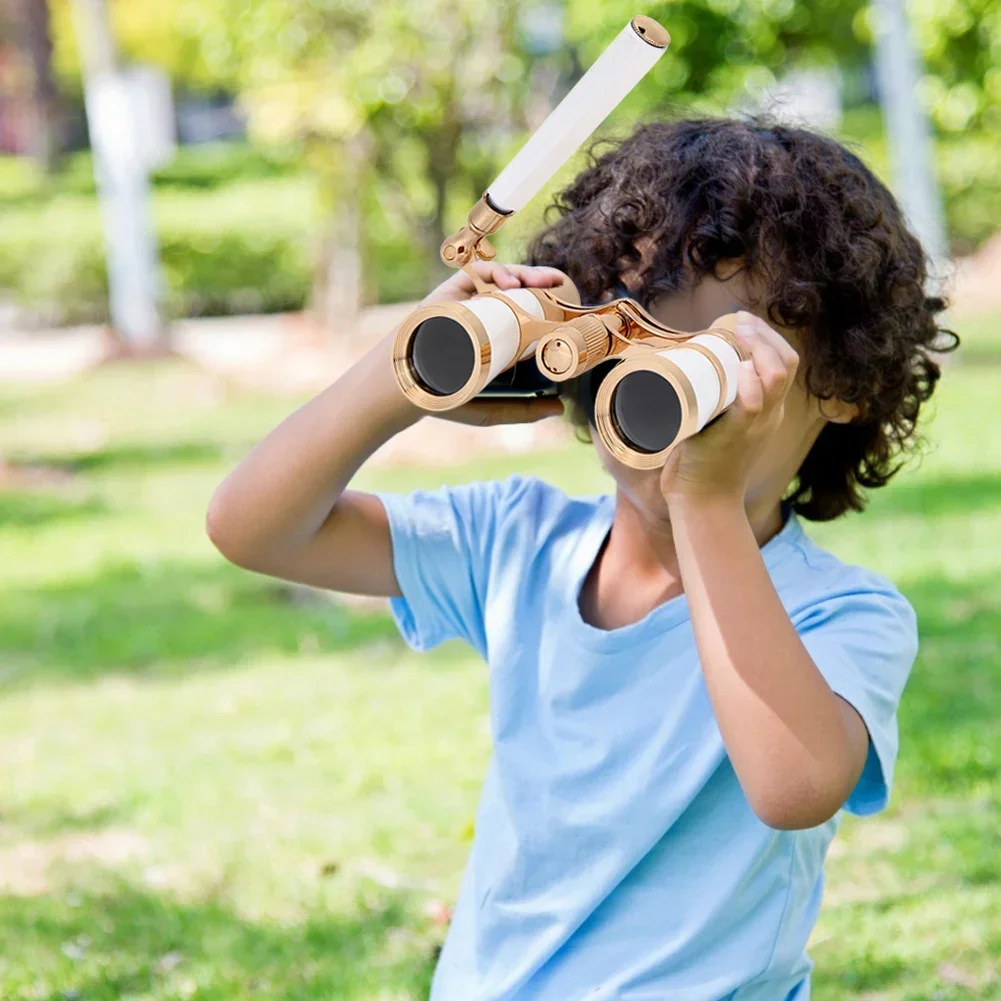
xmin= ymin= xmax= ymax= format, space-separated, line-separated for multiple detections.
xmin=73 ymin=0 xmax=165 ymax=352
xmin=19 ymin=0 xmax=62 ymax=173
xmin=311 ymin=133 xmax=370 ymax=340
xmin=314 ymin=195 xmax=364 ymax=340
xmin=421 ymin=115 xmax=462 ymax=288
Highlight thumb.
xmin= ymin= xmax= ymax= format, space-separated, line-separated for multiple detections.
xmin=722 ymin=359 xmax=763 ymax=430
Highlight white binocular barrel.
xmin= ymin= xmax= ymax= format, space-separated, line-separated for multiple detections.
xmin=597 ymin=332 xmax=741 ymax=468
xmin=400 ymin=287 xmax=546 ymax=408
xmin=486 ymin=18 xmax=669 ymax=214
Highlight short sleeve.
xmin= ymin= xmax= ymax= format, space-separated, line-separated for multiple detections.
xmin=375 ymin=479 xmax=519 ymax=656
xmin=794 ymin=579 xmax=918 ymax=816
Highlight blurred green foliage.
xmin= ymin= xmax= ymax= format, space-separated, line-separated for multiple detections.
xmin=0 ymin=146 xmax=320 ymax=323
xmin=2 ymin=1 xmax=997 ymax=321
xmin=601 ymin=0 xmax=1001 ymax=136
xmin=48 ymin=0 xmax=1001 ymax=134
xmin=2 ymin=115 xmax=999 ymax=324
xmin=840 ymin=107 xmax=1001 ymax=253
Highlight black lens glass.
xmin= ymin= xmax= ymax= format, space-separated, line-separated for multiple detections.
xmin=612 ymin=369 xmax=682 ymax=453
xmin=409 ymin=317 xmax=475 ymax=396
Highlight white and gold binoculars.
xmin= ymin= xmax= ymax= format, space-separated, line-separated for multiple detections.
xmin=391 ymin=15 xmax=748 ymax=468
xmin=393 ymin=273 xmax=746 ymax=469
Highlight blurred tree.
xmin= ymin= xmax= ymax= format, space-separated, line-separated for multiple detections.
xmin=854 ymin=0 xmax=1001 ymax=134
xmin=49 ymin=0 xmax=242 ymax=93
xmin=18 ymin=0 xmax=63 ymax=171
xmin=41 ymin=0 xmax=1001 ymax=314
xmin=71 ymin=0 xmax=164 ymax=351
xmin=208 ymin=0 xmax=547 ymax=333
xmin=46 ymin=0 xmax=1001 ymax=136
xmin=0 ymin=0 xmax=63 ymax=170
xmin=562 ymin=0 xmax=863 ymax=114
xmin=48 ymin=0 xmax=568 ymax=325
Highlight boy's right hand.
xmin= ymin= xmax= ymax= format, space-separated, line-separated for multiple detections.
xmin=419 ymin=262 xmax=569 ymax=427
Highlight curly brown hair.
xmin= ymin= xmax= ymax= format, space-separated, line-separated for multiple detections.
xmin=523 ymin=117 xmax=957 ymax=521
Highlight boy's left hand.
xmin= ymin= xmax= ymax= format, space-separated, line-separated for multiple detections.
xmin=660 ymin=311 xmax=800 ymax=505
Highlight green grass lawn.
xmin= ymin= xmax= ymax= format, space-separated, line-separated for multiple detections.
xmin=1 ymin=314 xmax=999 ymax=1000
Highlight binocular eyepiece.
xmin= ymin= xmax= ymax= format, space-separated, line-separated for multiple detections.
xmin=392 ymin=273 xmax=745 ymax=469
xmin=392 ymin=280 xmax=574 ymax=409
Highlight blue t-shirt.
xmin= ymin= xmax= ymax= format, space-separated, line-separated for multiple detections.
xmin=377 ymin=476 xmax=917 ymax=1001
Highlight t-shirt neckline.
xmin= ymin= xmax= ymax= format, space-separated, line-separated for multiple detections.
xmin=562 ymin=494 xmax=804 ymax=653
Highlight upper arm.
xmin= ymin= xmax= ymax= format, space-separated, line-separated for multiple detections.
xmin=302 ymin=490 xmax=401 ymax=595
xmin=225 ymin=490 xmax=401 ymax=597
xmin=835 ymin=694 xmax=874 ymax=799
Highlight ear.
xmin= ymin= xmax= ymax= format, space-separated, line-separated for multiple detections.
xmin=714 ymin=257 xmax=747 ymax=282
xmin=818 ymin=398 xmax=859 ymax=424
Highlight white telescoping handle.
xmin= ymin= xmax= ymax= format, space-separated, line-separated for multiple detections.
xmin=486 ymin=18 xmax=669 ymax=214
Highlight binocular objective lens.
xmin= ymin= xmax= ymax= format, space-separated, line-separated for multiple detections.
xmin=612 ymin=370 xmax=683 ymax=454
xmin=410 ymin=317 xmax=476 ymax=396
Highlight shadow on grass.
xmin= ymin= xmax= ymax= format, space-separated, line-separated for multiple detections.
xmin=0 ymin=491 xmax=107 ymax=528
xmin=0 ymin=558 xmax=399 ymax=690
xmin=0 ymin=799 xmax=139 ymax=839
xmin=814 ymin=951 xmax=909 ymax=994
xmin=867 ymin=471 xmax=1001 ymax=520
xmin=12 ymin=440 xmax=228 ymax=476
xmin=0 ymin=878 xmax=436 ymax=1001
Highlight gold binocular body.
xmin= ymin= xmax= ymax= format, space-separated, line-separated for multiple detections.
xmin=392 ymin=270 xmax=747 ymax=469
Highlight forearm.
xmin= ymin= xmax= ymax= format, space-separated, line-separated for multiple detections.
xmin=208 ymin=330 xmax=418 ymax=562
xmin=669 ymin=497 xmax=864 ymax=828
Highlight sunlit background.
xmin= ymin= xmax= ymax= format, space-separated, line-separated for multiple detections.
xmin=0 ymin=1 xmax=999 ymax=999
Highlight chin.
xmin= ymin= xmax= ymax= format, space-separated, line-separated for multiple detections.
xmin=592 ymin=433 xmax=672 ymax=523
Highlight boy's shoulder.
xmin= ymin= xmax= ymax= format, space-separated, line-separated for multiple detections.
xmin=447 ymin=474 xmax=606 ymax=528
xmin=777 ymin=519 xmax=916 ymax=634
xmin=497 ymin=473 xmax=605 ymax=512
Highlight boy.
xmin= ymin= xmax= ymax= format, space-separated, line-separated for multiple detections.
xmin=207 ymin=118 xmax=953 ymax=999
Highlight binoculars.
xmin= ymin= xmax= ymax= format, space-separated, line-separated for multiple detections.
xmin=391 ymin=15 xmax=747 ymax=468
xmin=392 ymin=276 xmax=745 ymax=469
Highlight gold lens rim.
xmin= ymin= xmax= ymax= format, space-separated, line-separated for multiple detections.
xmin=391 ymin=302 xmax=494 ymax=412
xmin=594 ymin=353 xmax=700 ymax=470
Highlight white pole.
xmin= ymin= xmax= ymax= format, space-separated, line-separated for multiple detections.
xmin=872 ymin=0 xmax=949 ymax=280
xmin=72 ymin=0 xmax=163 ymax=349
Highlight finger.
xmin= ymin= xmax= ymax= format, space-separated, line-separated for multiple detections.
xmin=448 ymin=397 xmax=565 ymax=427
xmin=733 ymin=358 xmax=765 ymax=418
xmin=488 ymin=263 xmax=522 ymax=289
xmin=735 ymin=311 xmax=799 ymax=374
xmin=443 ymin=266 xmax=488 ymax=297
xmin=734 ymin=317 xmax=790 ymax=403
xmin=448 ymin=261 xmax=516 ymax=293
xmin=504 ymin=265 xmax=569 ymax=288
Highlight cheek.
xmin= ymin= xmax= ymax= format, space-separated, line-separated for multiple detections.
xmin=779 ymin=384 xmax=819 ymax=432
xmin=749 ymin=385 xmax=820 ymax=473
xmin=592 ymin=432 xmax=667 ymax=507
